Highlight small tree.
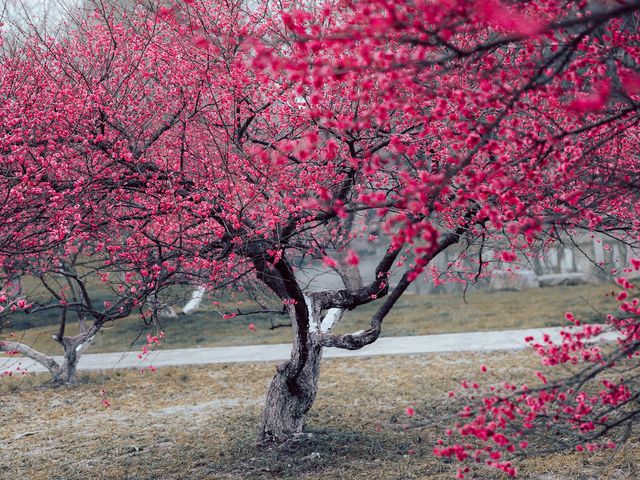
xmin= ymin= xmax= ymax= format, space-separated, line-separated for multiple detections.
xmin=0 ymin=248 xmax=183 ymax=385
xmin=0 ymin=0 xmax=212 ymax=383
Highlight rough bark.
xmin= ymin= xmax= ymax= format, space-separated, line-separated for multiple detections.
xmin=259 ymin=341 xmax=323 ymax=443
xmin=52 ymin=346 xmax=79 ymax=385
xmin=52 ymin=332 xmax=95 ymax=385
xmin=259 ymin=295 xmax=345 ymax=443
xmin=259 ymin=290 xmax=315 ymax=443
xmin=255 ymin=240 xmax=394 ymax=443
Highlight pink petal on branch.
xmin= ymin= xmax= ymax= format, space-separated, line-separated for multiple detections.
xmin=322 ymin=256 xmax=338 ymax=268
xmin=157 ymin=7 xmax=173 ymax=19
xmin=501 ymin=251 xmax=517 ymax=262
xmin=568 ymin=93 xmax=607 ymax=113
xmin=620 ymin=69 xmax=640 ymax=95
xmin=477 ymin=0 xmax=545 ymax=35
xmin=345 ymin=249 xmax=360 ymax=266
xmin=193 ymin=35 xmax=210 ymax=49
xmin=568 ymin=81 xmax=610 ymax=113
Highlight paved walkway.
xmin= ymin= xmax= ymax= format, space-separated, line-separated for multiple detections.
xmin=1 ymin=326 xmax=617 ymax=375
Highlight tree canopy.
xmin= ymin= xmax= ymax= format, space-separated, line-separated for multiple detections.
xmin=1 ymin=0 xmax=639 ymax=473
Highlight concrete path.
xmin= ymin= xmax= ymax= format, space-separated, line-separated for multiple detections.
xmin=1 ymin=326 xmax=618 ymax=375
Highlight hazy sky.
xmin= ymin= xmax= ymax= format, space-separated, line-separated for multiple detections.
xmin=2 ymin=0 xmax=84 ymax=33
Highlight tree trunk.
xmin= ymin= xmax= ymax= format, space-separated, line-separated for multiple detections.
xmin=52 ymin=344 xmax=80 ymax=385
xmin=259 ymin=296 xmax=344 ymax=443
xmin=259 ymin=341 xmax=323 ymax=443
xmin=51 ymin=333 xmax=95 ymax=386
xmin=253 ymin=256 xmax=353 ymax=444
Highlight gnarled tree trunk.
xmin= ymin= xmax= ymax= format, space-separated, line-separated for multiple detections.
xmin=52 ymin=347 xmax=78 ymax=385
xmin=51 ymin=333 xmax=94 ymax=385
xmin=259 ymin=294 xmax=344 ymax=443
xmin=259 ymin=341 xmax=323 ymax=442
xmin=256 ymin=231 xmax=464 ymax=443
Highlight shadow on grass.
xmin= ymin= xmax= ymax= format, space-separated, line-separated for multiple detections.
xmin=194 ymin=423 xmax=439 ymax=480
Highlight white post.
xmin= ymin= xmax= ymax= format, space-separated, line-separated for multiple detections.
xmin=182 ymin=286 xmax=206 ymax=315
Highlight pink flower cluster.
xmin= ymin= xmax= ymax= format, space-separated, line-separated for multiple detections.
xmin=437 ymin=263 xmax=640 ymax=477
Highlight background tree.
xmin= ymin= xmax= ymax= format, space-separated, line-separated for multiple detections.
xmin=0 ymin=0 xmax=219 ymax=383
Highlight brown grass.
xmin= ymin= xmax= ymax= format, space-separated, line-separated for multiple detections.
xmin=1 ymin=349 xmax=637 ymax=479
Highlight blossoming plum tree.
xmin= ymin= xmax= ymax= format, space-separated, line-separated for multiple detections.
xmin=275 ymin=0 xmax=640 ymax=474
xmin=254 ymin=0 xmax=640 ymax=445
xmin=1 ymin=0 xmax=639 ymax=464
xmin=0 ymin=0 xmax=220 ymax=383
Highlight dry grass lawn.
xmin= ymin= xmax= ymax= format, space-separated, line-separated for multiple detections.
xmin=1 ymin=349 xmax=637 ymax=479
